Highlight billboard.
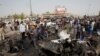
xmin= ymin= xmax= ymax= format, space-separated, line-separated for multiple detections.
xmin=56 ymin=7 xmax=66 ymax=14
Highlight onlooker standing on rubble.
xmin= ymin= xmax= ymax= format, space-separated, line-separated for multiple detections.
xmin=0 ymin=22 xmax=5 ymax=41
xmin=37 ymin=24 xmax=45 ymax=40
xmin=19 ymin=21 xmax=26 ymax=39
xmin=6 ymin=22 xmax=13 ymax=31
xmin=14 ymin=20 xmax=19 ymax=30
xmin=90 ymin=20 xmax=95 ymax=34
xmin=80 ymin=26 xmax=85 ymax=40
xmin=96 ymin=19 xmax=100 ymax=35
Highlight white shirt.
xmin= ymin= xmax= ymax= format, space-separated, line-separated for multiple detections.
xmin=19 ymin=24 xmax=26 ymax=32
xmin=97 ymin=31 xmax=100 ymax=35
xmin=91 ymin=21 xmax=95 ymax=30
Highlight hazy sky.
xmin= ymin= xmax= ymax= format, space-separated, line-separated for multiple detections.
xmin=0 ymin=0 xmax=100 ymax=17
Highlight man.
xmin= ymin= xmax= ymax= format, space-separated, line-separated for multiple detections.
xmin=0 ymin=25 xmax=5 ymax=41
xmin=91 ymin=20 xmax=95 ymax=34
xmin=0 ymin=22 xmax=6 ymax=41
xmin=37 ymin=24 xmax=45 ymax=40
xmin=96 ymin=19 xmax=100 ymax=36
xmin=14 ymin=20 xmax=19 ymax=30
xmin=19 ymin=21 xmax=26 ymax=39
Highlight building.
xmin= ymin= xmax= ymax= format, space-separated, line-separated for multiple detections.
xmin=42 ymin=6 xmax=68 ymax=18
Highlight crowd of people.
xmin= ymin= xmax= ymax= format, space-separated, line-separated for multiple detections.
xmin=0 ymin=16 xmax=100 ymax=42
xmin=0 ymin=15 xmax=100 ymax=55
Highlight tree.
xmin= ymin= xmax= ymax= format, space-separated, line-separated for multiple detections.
xmin=19 ymin=13 xmax=25 ymax=20
xmin=12 ymin=14 xmax=19 ymax=19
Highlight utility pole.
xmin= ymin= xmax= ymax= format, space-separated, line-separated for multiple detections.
xmin=30 ymin=0 xmax=32 ymax=19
